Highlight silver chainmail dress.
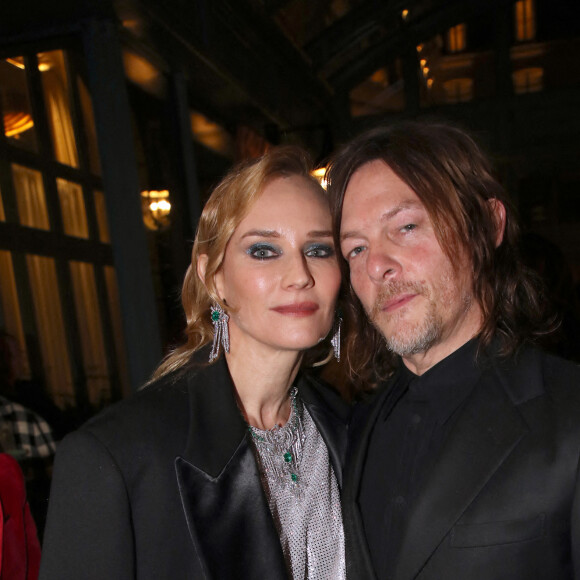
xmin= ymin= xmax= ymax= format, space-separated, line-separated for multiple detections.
xmin=248 ymin=388 xmax=346 ymax=579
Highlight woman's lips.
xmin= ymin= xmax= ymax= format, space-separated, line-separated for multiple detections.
xmin=272 ymin=302 xmax=319 ymax=316
xmin=382 ymin=294 xmax=416 ymax=313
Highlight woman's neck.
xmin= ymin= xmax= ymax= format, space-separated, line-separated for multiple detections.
xmin=225 ymin=344 xmax=302 ymax=430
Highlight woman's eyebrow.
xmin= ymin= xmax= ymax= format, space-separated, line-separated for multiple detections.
xmin=240 ymin=229 xmax=280 ymax=239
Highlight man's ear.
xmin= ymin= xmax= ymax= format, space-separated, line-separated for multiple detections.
xmin=488 ymin=198 xmax=506 ymax=248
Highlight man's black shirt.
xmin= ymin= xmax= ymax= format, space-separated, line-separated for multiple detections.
xmin=359 ymin=339 xmax=484 ymax=579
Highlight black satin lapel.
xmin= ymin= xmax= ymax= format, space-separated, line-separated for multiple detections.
xmin=176 ymin=438 xmax=288 ymax=580
xmin=395 ymin=371 xmax=529 ymax=580
xmin=183 ymin=356 xmax=248 ymax=477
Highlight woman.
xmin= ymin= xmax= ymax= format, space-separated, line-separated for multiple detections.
xmin=39 ymin=147 xmax=348 ymax=579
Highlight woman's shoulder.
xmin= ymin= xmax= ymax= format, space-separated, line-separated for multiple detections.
xmin=71 ymin=367 xmax=200 ymax=454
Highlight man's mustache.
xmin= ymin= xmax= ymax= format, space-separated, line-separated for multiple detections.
xmin=370 ymin=280 xmax=427 ymax=319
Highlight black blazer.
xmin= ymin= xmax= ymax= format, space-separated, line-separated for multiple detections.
xmin=39 ymin=354 xmax=348 ymax=579
xmin=344 ymin=345 xmax=580 ymax=580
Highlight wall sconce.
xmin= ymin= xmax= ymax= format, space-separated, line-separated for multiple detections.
xmin=141 ymin=189 xmax=171 ymax=231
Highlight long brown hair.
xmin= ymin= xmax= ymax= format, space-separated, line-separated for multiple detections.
xmin=150 ymin=145 xmax=333 ymax=382
xmin=326 ymin=122 xmax=553 ymax=387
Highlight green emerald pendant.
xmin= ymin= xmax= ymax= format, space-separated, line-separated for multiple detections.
xmin=283 ymin=452 xmax=293 ymax=463
xmin=290 ymin=473 xmax=298 ymax=482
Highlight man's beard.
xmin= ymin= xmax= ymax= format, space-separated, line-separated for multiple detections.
xmin=368 ymin=280 xmax=442 ymax=356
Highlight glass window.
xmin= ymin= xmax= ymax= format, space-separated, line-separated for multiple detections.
xmin=0 ymin=186 xmax=5 ymax=222
xmin=513 ymin=67 xmax=543 ymax=93
xmin=0 ymin=57 xmax=37 ymax=151
xmin=76 ymin=76 xmax=102 ymax=176
xmin=0 ymin=250 xmax=30 ymax=378
xmin=515 ymin=0 xmax=536 ymax=42
xmin=443 ymin=78 xmax=474 ymax=103
xmin=57 ymin=178 xmax=89 ymax=238
xmin=26 ymin=254 xmax=75 ymax=408
xmin=0 ymin=45 xmax=125 ymax=411
xmin=447 ymin=24 xmax=467 ymax=53
xmin=69 ymin=261 xmax=110 ymax=406
xmin=39 ymin=50 xmax=79 ymax=167
xmin=12 ymin=164 xmax=50 ymax=230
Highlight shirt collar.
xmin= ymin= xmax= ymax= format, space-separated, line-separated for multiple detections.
xmin=397 ymin=337 xmax=484 ymax=425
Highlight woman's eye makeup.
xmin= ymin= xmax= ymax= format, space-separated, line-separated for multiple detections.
xmin=246 ymin=243 xmax=280 ymax=259
xmin=304 ymin=243 xmax=335 ymax=258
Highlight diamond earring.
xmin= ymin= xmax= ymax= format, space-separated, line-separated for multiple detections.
xmin=209 ymin=303 xmax=230 ymax=362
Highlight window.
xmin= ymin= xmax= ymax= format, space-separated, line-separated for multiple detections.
xmin=0 ymin=47 xmax=125 ymax=409
xmin=447 ymin=24 xmax=467 ymax=53
xmin=515 ymin=0 xmax=536 ymax=42
xmin=513 ymin=67 xmax=543 ymax=93
xmin=443 ymin=78 xmax=474 ymax=103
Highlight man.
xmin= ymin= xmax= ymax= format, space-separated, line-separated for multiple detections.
xmin=327 ymin=122 xmax=580 ymax=579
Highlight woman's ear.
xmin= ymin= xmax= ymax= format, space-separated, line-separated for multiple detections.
xmin=197 ymin=254 xmax=209 ymax=284
xmin=197 ymin=254 xmax=226 ymax=301
xmin=488 ymin=198 xmax=507 ymax=248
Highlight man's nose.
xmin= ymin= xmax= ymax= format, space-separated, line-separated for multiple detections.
xmin=366 ymin=244 xmax=401 ymax=283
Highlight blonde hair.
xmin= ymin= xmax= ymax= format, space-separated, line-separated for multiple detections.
xmin=150 ymin=146 xmax=330 ymax=382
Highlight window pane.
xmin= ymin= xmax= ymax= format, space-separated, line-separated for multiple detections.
xmin=69 ymin=261 xmax=110 ymax=406
xmin=57 ymin=178 xmax=89 ymax=238
xmin=0 ymin=185 xmax=5 ymax=221
xmin=513 ymin=67 xmax=543 ymax=94
xmin=26 ymin=255 xmax=74 ymax=408
xmin=443 ymin=78 xmax=474 ymax=103
xmin=12 ymin=164 xmax=50 ymax=230
xmin=77 ymin=76 xmax=102 ymax=176
xmin=39 ymin=50 xmax=79 ymax=168
xmin=0 ymin=250 xmax=31 ymax=378
xmin=94 ymin=190 xmax=110 ymax=243
xmin=0 ymin=57 xmax=37 ymax=151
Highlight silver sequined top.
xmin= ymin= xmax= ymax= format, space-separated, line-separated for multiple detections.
xmin=249 ymin=392 xmax=346 ymax=580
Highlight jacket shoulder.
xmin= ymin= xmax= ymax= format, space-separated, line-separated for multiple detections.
xmin=77 ymin=369 xmax=197 ymax=453
xmin=493 ymin=344 xmax=580 ymax=406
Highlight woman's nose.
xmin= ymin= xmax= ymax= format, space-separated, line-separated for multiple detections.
xmin=283 ymin=254 xmax=314 ymax=289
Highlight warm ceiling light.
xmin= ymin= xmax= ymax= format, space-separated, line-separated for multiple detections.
xmin=4 ymin=112 xmax=34 ymax=137
xmin=427 ymin=78 xmax=434 ymax=88
xmin=141 ymin=190 xmax=171 ymax=230
xmin=416 ymin=43 xmax=424 ymax=53
xmin=5 ymin=57 xmax=25 ymax=70
xmin=401 ymin=9 xmax=409 ymax=20
xmin=422 ymin=66 xmax=430 ymax=77
xmin=420 ymin=58 xmax=427 ymax=67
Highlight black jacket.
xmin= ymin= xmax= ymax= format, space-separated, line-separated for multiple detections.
xmin=40 ymin=354 xmax=348 ymax=579
xmin=343 ymin=345 xmax=580 ymax=580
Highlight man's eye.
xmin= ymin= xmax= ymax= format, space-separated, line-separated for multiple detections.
xmin=347 ymin=246 xmax=365 ymax=259
xmin=305 ymin=244 xmax=335 ymax=258
xmin=247 ymin=244 xmax=278 ymax=259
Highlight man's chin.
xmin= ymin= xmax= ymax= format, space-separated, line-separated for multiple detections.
xmin=377 ymin=318 xmax=441 ymax=357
